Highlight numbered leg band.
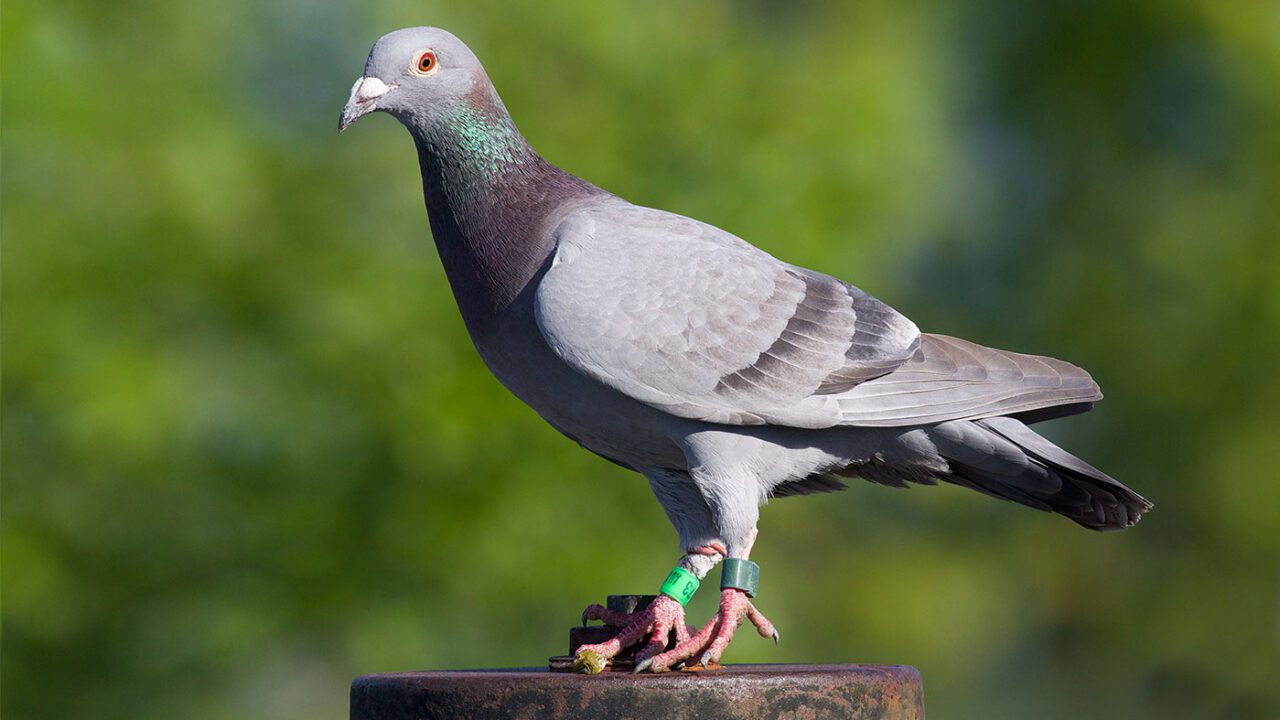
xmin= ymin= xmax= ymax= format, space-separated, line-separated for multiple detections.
xmin=659 ymin=566 xmax=700 ymax=606
xmin=720 ymin=558 xmax=760 ymax=597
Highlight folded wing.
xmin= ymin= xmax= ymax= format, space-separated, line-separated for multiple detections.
xmin=535 ymin=202 xmax=920 ymax=428
xmin=833 ymin=334 xmax=1102 ymax=426
xmin=535 ymin=201 xmax=1100 ymax=430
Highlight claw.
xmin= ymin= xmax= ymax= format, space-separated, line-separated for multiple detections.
xmin=773 ymin=629 xmax=780 ymax=645
xmin=633 ymin=657 xmax=654 ymax=674
xmin=581 ymin=607 xmax=590 ymax=626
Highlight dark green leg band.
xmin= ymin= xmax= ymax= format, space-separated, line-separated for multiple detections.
xmin=720 ymin=558 xmax=760 ymax=597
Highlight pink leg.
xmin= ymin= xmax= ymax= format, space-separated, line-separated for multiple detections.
xmin=574 ymin=542 xmax=727 ymax=673
xmin=574 ymin=594 xmax=685 ymax=670
xmin=635 ymin=588 xmax=778 ymax=673
xmin=581 ymin=603 xmax=640 ymax=627
xmin=698 ymin=589 xmax=778 ymax=666
xmin=575 ymin=542 xmax=743 ymax=674
xmin=579 ymin=542 xmax=721 ymax=628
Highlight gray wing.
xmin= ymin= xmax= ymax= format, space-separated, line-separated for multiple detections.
xmin=832 ymin=334 xmax=1103 ymax=426
xmin=535 ymin=201 xmax=1102 ymax=429
xmin=534 ymin=202 xmax=921 ymax=428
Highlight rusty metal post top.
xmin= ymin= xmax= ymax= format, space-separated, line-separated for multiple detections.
xmin=351 ymin=664 xmax=925 ymax=720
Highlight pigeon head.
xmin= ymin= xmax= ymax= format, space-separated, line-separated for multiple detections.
xmin=339 ymin=27 xmax=488 ymax=133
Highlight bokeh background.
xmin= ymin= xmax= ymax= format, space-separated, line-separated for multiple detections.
xmin=4 ymin=0 xmax=1279 ymax=718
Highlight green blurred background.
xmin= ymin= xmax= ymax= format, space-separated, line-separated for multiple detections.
xmin=4 ymin=0 xmax=1278 ymax=717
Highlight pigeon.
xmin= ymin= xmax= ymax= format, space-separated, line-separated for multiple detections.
xmin=340 ymin=27 xmax=1152 ymax=673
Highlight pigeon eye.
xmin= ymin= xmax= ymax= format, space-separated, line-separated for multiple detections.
xmin=413 ymin=50 xmax=438 ymax=76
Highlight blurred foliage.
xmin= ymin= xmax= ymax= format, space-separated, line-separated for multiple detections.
xmin=3 ymin=0 xmax=1279 ymax=718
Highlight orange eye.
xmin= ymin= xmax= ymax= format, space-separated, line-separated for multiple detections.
xmin=415 ymin=50 xmax=437 ymax=75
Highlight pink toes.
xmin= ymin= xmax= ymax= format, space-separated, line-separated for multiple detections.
xmin=697 ymin=590 xmax=742 ymax=666
xmin=575 ymin=595 xmax=688 ymax=672
xmin=582 ymin=603 xmax=638 ymax=627
xmin=634 ymin=588 xmax=779 ymax=672
xmin=745 ymin=601 xmax=779 ymax=642
xmin=673 ymin=614 xmax=692 ymax=644
xmin=576 ymin=587 xmax=778 ymax=673
xmin=634 ymin=615 xmax=674 ymax=663
xmin=636 ymin=618 xmax=718 ymax=673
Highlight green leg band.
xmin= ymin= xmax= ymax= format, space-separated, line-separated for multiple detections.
xmin=720 ymin=558 xmax=760 ymax=597
xmin=659 ymin=566 xmax=700 ymax=606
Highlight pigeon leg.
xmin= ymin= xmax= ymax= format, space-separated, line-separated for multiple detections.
xmin=634 ymin=588 xmax=778 ymax=672
xmin=573 ymin=543 xmax=724 ymax=673
xmin=635 ymin=529 xmax=778 ymax=673
xmin=579 ymin=541 xmax=728 ymax=627
xmin=573 ymin=594 xmax=687 ymax=673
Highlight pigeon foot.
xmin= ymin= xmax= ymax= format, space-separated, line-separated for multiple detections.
xmin=573 ymin=594 xmax=690 ymax=674
xmin=634 ymin=588 xmax=777 ymax=673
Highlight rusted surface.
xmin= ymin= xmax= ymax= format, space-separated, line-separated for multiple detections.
xmin=351 ymin=664 xmax=925 ymax=719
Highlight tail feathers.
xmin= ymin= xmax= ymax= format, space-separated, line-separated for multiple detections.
xmin=930 ymin=417 xmax=1152 ymax=531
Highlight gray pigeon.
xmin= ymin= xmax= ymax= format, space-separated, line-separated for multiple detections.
xmin=341 ymin=27 xmax=1151 ymax=673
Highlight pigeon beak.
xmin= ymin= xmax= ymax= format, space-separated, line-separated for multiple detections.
xmin=339 ymin=76 xmax=394 ymax=132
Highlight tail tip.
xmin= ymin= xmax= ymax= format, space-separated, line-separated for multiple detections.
xmin=1081 ymin=494 xmax=1154 ymax=532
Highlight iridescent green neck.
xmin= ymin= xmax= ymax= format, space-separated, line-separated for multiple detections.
xmin=419 ymin=99 xmax=537 ymax=183
xmin=446 ymin=104 xmax=530 ymax=173
xmin=411 ymin=92 xmax=592 ymax=328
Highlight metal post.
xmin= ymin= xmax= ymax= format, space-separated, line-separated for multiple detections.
xmin=351 ymin=664 xmax=925 ymax=719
